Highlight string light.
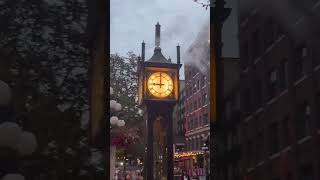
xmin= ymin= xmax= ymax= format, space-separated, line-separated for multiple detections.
xmin=174 ymin=151 xmax=204 ymax=158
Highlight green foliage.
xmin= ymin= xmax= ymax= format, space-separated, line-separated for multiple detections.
xmin=0 ymin=0 xmax=104 ymax=179
xmin=109 ymin=52 xmax=145 ymax=157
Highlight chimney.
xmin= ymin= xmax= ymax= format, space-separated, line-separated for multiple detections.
xmin=177 ymin=44 xmax=180 ymax=64
xmin=155 ymin=22 xmax=161 ymax=48
xmin=141 ymin=41 xmax=145 ymax=61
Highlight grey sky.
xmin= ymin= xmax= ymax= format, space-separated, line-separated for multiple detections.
xmin=111 ymin=0 xmax=239 ymax=79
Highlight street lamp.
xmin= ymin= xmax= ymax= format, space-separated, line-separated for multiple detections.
xmin=201 ymin=142 xmax=209 ymax=176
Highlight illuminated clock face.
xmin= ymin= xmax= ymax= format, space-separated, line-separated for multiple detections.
xmin=147 ymin=72 xmax=173 ymax=98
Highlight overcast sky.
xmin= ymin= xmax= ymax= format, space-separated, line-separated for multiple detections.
xmin=111 ymin=0 xmax=239 ymax=78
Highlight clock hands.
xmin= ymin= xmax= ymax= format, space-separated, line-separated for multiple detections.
xmin=153 ymin=82 xmax=165 ymax=87
xmin=152 ymin=73 xmax=165 ymax=88
xmin=160 ymin=73 xmax=162 ymax=88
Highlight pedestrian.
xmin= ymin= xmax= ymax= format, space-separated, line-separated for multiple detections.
xmin=181 ymin=171 xmax=190 ymax=180
xmin=125 ymin=174 xmax=131 ymax=180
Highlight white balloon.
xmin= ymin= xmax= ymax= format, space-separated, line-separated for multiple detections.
xmin=0 ymin=122 xmax=22 ymax=148
xmin=110 ymin=87 xmax=113 ymax=95
xmin=110 ymin=116 xmax=119 ymax=125
xmin=110 ymin=100 xmax=117 ymax=109
xmin=15 ymin=131 xmax=37 ymax=156
xmin=0 ymin=80 xmax=11 ymax=105
xmin=114 ymin=103 xmax=122 ymax=111
xmin=2 ymin=174 xmax=25 ymax=180
xmin=117 ymin=120 xmax=125 ymax=127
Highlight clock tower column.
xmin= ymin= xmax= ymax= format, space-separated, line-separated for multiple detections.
xmin=137 ymin=22 xmax=182 ymax=180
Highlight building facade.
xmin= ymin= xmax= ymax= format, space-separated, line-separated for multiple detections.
xmin=183 ymin=64 xmax=210 ymax=176
xmin=184 ymin=64 xmax=210 ymax=151
xmin=238 ymin=1 xmax=320 ymax=180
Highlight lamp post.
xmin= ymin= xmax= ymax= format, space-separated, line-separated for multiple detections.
xmin=210 ymin=0 xmax=231 ymax=180
xmin=201 ymin=142 xmax=209 ymax=177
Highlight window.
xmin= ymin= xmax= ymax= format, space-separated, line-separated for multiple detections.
xmin=264 ymin=18 xmax=275 ymax=49
xmin=275 ymin=24 xmax=284 ymax=38
xmin=253 ymin=80 xmax=262 ymax=108
xmin=313 ymin=42 xmax=320 ymax=67
xmin=195 ymin=116 xmax=198 ymax=128
xmin=247 ymin=140 xmax=253 ymax=167
xmin=282 ymin=116 xmax=290 ymax=147
xmin=197 ymin=80 xmax=200 ymax=91
xmin=192 ymin=117 xmax=196 ymax=129
xmin=231 ymin=130 xmax=238 ymax=146
xmin=203 ymin=113 xmax=208 ymax=125
xmin=243 ymin=88 xmax=251 ymax=114
xmin=199 ymin=115 xmax=202 ymax=126
xmin=227 ymin=165 xmax=233 ymax=180
xmin=227 ymin=133 xmax=232 ymax=150
xmin=201 ymin=75 xmax=206 ymax=87
xmin=257 ymin=132 xmax=264 ymax=161
xmin=252 ymin=29 xmax=261 ymax=60
xmin=296 ymin=102 xmax=311 ymax=139
xmin=267 ymin=68 xmax=278 ymax=100
xmin=279 ymin=59 xmax=289 ymax=91
xmin=226 ymin=100 xmax=232 ymax=120
xmin=235 ymin=92 xmax=241 ymax=110
xmin=198 ymin=97 xmax=201 ymax=108
xmin=269 ymin=122 xmax=279 ymax=154
xmin=202 ymin=93 xmax=207 ymax=105
xmin=294 ymin=43 xmax=307 ymax=81
xmin=317 ymin=93 xmax=320 ymax=128
xmin=241 ymin=40 xmax=249 ymax=68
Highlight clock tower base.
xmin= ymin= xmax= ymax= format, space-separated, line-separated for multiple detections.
xmin=143 ymin=101 xmax=175 ymax=180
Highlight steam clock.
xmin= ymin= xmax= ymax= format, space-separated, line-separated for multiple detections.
xmin=137 ymin=22 xmax=182 ymax=180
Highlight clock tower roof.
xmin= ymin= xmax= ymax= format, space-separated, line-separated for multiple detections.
xmin=146 ymin=22 xmax=173 ymax=64
xmin=147 ymin=47 xmax=173 ymax=64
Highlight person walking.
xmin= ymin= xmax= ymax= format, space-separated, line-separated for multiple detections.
xmin=181 ymin=171 xmax=190 ymax=180
xmin=125 ymin=174 xmax=131 ymax=180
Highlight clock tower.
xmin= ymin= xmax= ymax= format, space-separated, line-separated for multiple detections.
xmin=137 ymin=22 xmax=182 ymax=180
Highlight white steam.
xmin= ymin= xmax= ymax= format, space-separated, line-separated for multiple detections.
xmin=182 ymin=20 xmax=210 ymax=74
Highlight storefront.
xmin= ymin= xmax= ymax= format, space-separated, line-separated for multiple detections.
xmin=174 ymin=151 xmax=207 ymax=177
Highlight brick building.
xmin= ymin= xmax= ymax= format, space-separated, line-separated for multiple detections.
xmin=237 ymin=1 xmax=320 ymax=180
xmin=183 ymin=63 xmax=210 ymax=176
xmin=184 ymin=64 xmax=210 ymax=152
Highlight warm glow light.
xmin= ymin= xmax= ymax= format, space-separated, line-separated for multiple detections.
xmin=174 ymin=151 xmax=204 ymax=158
xmin=147 ymin=72 xmax=173 ymax=98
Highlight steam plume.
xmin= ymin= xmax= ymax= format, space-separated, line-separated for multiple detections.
xmin=182 ymin=20 xmax=210 ymax=74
